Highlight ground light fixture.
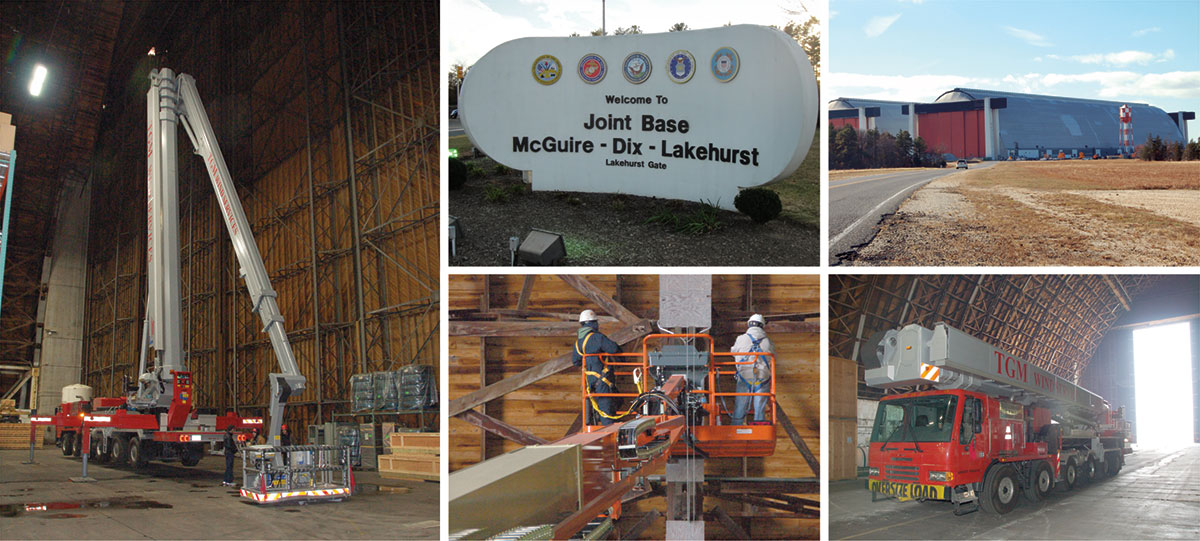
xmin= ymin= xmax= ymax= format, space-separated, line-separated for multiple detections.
xmin=29 ymin=64 xmax=48 ymax=97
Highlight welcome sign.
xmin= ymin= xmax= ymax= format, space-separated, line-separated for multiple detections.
xmin=458 ymin=25 xmax=818 ymax=208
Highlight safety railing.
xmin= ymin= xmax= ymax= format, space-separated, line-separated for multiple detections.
xmin=580 ymin=333 xmax=776 ymax=427
xmin=241 ymin=444 xmax=352 ymax=501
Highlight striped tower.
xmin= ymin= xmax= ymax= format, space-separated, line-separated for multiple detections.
xmin=1119 ymin=104 xmax=1133 ymax=156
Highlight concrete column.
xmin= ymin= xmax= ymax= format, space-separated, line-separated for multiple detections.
xmin=858 ymin=107 xmax=867 ymax=132
xmin=35 ymin=178 xmax=91 ymax=414
xmin=665 ymin=457 xmax=704 ymax=540
xmin=909 ymin=103 xmax=918 ymax=137
xmin=983 ymin=98 xmax=994 ymax=160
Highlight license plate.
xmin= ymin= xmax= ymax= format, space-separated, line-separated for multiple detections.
xmin=868 ymin=479 xmax=946 ymax=501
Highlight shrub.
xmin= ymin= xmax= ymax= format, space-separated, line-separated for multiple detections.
xmin=448 ymin=158 xmax=467 ymax=190
xmin=483 ymin=184 xmax=510 ymax=203
xmin=734 ymin=188 xmax=782 ymax=223
xmin=494 ymin=163 xmax=514 ymax=176
xmin=678 ymin=201 xmax=723 ymax=235
xmin=467 ymin=163 xmax=487 ymax=179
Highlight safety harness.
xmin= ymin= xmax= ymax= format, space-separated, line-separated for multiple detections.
xmin=578 ymin=329 xmax=641 ymax=421
xmin=735 ymin=334 xmax=770 ymax=387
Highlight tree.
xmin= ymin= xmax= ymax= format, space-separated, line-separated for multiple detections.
xmin=1168 ymin=141 xmax=1184 ymax=161
xmin=569 ymin=32 xmax=581 ymax=37
xmin=668 ymin=22 xmax=689 ymax=32
xmin=913 ymin=136 xmax=929 ymax=167
xmin=448 ymin=63 xmax=467 ymax=108
xmin=613 ymin=25 xmax=642 ymax=35
xmin=778 ymin=17 xmax=820 ymax=82
xmin=1185 ymin=141 xmax=1200 ymax=161
xmin=590 ymin=28 xmax=606 ymax=36
xmin=896 ymin=130 xmax=914 ymax=165
xmin=831 ymin=125 xmax=860 ymax=169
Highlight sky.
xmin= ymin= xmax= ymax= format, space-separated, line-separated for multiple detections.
xmin=447 ymin=0 xmax=826 ymax=66
xmin=828 ymin=0 xmax=1200 ymax=140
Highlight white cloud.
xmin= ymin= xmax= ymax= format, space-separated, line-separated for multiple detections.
xmin=1003 ymin=26 xmax=1052 ymax=47
xmin=864 ymin=14 xmax=901 ymax=37
xmin=1042 ymin=71 xmax=1200 ymax=99
xmin=1131 ymin=26 xmax=1161 ymax=37
xmin=1044 ymin=49 xmax=1177 ymax=67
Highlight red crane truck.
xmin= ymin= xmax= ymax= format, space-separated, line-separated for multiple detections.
xmin=860 ymin=323 xmax=1131 ymax=515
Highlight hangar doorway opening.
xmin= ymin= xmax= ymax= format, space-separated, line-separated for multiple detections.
xmin=1133 ymin=322 xmax=1194 ymax=447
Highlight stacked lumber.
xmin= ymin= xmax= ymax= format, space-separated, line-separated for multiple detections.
xmin=0 ymin=423 xmax=43 ymax=450
xmin=378 ymin=432 xmax=439 ymax=481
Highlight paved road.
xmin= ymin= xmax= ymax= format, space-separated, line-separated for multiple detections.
xmin=449 ymin=117 xmax=463 ymax=137
xmin=828 ymin=163 xmax=994 ymax=264
xmin=829 ymin=444 xmax=1200 ymax=539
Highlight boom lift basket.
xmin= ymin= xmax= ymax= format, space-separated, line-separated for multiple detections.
xmin=581 ymin=333 xmax=777 ymax=457
xmin=240 ymin=444 xmax=354 ymax=504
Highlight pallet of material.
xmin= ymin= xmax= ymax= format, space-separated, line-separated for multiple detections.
xmin=378 ymin=454 xmax=438 ymax=481
xmin=0 ymin=423 xmax=44 ymax=449
xmin=387 ymin=432 xmax=439 ymax=455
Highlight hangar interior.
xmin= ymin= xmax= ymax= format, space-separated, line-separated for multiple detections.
xmin=827 ymin=274 xmax=1200 ymax=539
xmin=448 ymin=275 xmax=820 ymax=540
xmin=830 ymin=89 xmax=1194 ymax=159
xmin=0 ymin=1 xmax=439 ymax=538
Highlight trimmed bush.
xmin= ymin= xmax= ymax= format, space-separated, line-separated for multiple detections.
xmin=734 ymin=188 xmax=782 ymax=223
xmin=448 ymin=158 xmax=467 ymax=190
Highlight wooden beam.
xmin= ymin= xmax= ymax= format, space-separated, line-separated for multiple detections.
xmin=562 ymin=413 xmax=583 ymax=439
xmin=449 ymin=320 xmax=578 ymax=337
xmin=480 ymin=338 xmax=487 ymax=462
xmin=621 ymin=510 xmax=661 ymax=540
xmin=449 ymin=309 xmax=619 ymax=322
xmin=709 ymin=505 xmax=750 ymax=540
xmin=776 ymin=403 xmax=820 ymax=476
xmin=1108 ymin=312 xmax=1200 ymax=331
xmin=558 ymin=275 xmax=641 ymax=325
xmin=448 ymin=319 xmax=653 ymax=416
xmin=731 ymin=320 xmax=821 ymax=333
xmin=516 ymin=275 xmax=535 ymax=310
xmin=1101 ymin=275 xmax=1132 ymax=311
xmin=458 ymin=408 xmax=549 ymax=446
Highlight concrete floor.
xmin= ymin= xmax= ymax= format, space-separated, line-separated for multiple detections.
xmin=0 ymin=449 xmax=439 ymax=540
xmin=830 ymin=444 xmax=1200 ymax=540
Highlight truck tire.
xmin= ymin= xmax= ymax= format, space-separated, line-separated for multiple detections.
xmin=980 ymin=464 xmax=1020 ymax=515
xmin=1081 ymin=456 xmax=1097 ymax=484
xmin=1105 ymin=452 xmax=1121 ymax=476
xmin=72 ymin=433 xmax=82 ymax=457
xmin=1024 ymin=460 xmax=1054 ymax=502
xmin=62 ymin=432 xmax=75 ymax=456
xmin=89 ymin=434 xmax=100 ymax=458
xmin=113 ymin=437 xmax=130 ymax=465
xmin=1061 ymin=458 xmax=1078 ymax=491
xmin=129 ymin=437 xmax=149 ymax=469
xmin=96 ymin=437 xmax=112 ymax=464
xmin=180 ymin=444 xmax=202 ymax=467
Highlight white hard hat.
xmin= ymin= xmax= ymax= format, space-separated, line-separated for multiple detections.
xmin=579 ymin=309 xmax=598 ymax=323
xmin=748 ymin=314 xmax=765 ymax=326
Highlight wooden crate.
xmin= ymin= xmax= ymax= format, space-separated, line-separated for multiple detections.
xmin=378 ymin=453 xmax=439 ymax=481
xmin=388 ymin=432 xmax=438 ymax=452
xmin=0 ymin=423 xmax=44 ymax=450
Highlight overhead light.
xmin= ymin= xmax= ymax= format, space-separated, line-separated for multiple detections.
xmin=147 ymin=47 xmax=156 ymax=56
xmin=29 ymin=64 xmax=47 ymax=97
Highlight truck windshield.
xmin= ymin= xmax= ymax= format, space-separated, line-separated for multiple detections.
xmin=870 ymin=395 xmax=959 ymax=443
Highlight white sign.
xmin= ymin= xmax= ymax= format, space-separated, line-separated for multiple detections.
xmin=459 ymin=25 xmax=817 ymax=208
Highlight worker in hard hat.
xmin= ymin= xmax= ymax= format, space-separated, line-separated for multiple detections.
xmin=731 ymin=314 xmax=775 ymax=425
xmin=573 ymin=309 xmax=621 ymax=425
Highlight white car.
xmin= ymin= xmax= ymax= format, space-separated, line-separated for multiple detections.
xmin=956 ymin=160 xmax=968 ymax=169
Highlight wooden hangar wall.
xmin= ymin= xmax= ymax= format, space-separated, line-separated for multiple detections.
xmin=448 ymin=275 xmax=821 ymax=539
xmin=79 ymin=1 xmax=439 ymax=436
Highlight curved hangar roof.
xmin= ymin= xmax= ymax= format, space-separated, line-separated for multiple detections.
xmin=935 ymin=88 xmax=1188 ymax=152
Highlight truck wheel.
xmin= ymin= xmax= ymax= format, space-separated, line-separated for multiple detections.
xmin=72 ymin=433 xmax=82 ymax=457
xmin=62 ymin=432 xmax=75 ymax=456
xmin=1061 ymin=459 xmax=1078 ymax=491
xmin=980 ymin=464 xmax=1020 ymax=515
xmin=113 ymin=437 xmax=130 ymax=465
xmin=89 ymin=434 xmax=100 ymax=458
xmin=96 ymin=438 xmax=112 ymax=464
xmin=1105 ymin=452 xmax=1120 ymax=476
xmin=1023 ymin=460 xmax=1054 ymax=502
xmin=1081 ymin=457 xmax=1096 ymax=484
xmin=180 ymin=444 xmax=202 ymax=467
xmin=129 ymin=437 xmax=149 ymax=469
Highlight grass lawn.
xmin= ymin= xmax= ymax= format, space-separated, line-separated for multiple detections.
xmin=766 ymin=135 xmax=820 ymax=228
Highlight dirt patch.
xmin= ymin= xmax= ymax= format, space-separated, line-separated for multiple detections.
xmin=1070 ymin=190 xmax=1200 ymax=227
xmin=848 ymin=162 xmax=1200 ymax=266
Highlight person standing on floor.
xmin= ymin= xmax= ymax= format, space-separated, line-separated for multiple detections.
xmin=731 ymin=314 xmax=775 ymax=425
xmin=222 ymin=422 xmax=239 ymax=487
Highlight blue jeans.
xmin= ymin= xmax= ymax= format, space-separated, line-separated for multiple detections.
xmin=731 ymin=379 xmax=767 ymax=425
xmin=224 ymin=453 xmax=236 ymax=484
